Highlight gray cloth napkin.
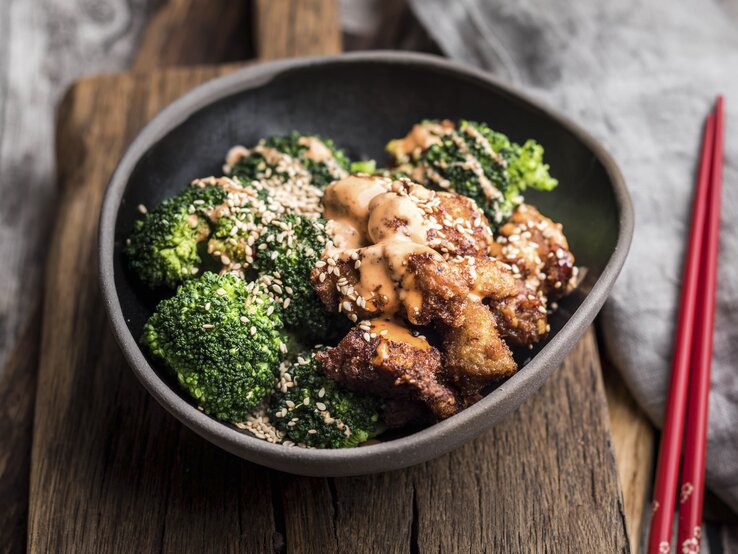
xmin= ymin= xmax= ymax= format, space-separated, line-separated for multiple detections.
xmin=405 ymin=0 xmax=738 ymax=513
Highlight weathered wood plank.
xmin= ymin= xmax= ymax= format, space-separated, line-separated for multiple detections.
xmin=131 ymin=0 xmax=254 ymax=71
xmin=27 ymin=1 xmax=633 ymax=552
xmin=28 ymin=66 xmax=631 ymax=553
xmin=411 ymin=329 xmax=629 ymax=553
xmin=255 ymin=0 xmax=342 ymax=59
xmin=28 ymin=66 xmax=275 ymax=554
xmin=603 ymin=355 xmax=655 ymax=553
xmin=0 ymin=304 xmax=41 ymax=554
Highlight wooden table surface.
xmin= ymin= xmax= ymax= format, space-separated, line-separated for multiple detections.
xmin=1 ymin=1 xmax=655 ymax=552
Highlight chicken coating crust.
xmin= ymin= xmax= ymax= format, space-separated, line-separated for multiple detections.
xmin=408 ymin=254 xmax=548 ymax=346
xmin=442 ymin=301 xmax=517 ymax=397
xmin=468 ymin=256 xmax=549 ymax=346
xmin=427 ymin=191 xmax=493 ymax=258
xmin=316 ymin=325 xmax=460 ymax=419
xmin=490 ymin=204 xmax=575 ymax=303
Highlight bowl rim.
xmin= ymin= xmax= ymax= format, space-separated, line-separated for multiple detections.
xmin=99 ymin=50 xmax=634 ymax=476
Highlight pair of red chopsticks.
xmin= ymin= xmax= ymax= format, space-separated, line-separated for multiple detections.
xmin=647 ymin=97 xmax=725 ymax=554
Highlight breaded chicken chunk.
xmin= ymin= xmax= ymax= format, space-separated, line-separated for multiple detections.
xmin=442 ymin=301 xmax=517 ymax=398
xmin=408 ymin=254 xmax=548 ymax=346
xmin=490 ymin=204 xmax=575 ymax=303
xmin=316 ymin=319 xmax=460 ymax=419
xmin=427 ymin=191 xmax=493 ymax=258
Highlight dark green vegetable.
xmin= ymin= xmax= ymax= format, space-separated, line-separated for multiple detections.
xmin=228 ymin=132 xmax=350 ymax=189
xmin=125 ymin=185 xmax=226 ymax=288
xmin=387 ymin=120 xmax=557 ymax=227
xmin=268 ymin=351 xmax=383 ymax=448
xmin=253 ymin=214 xmax=344 ymax=341
xmin=142 ymin=272 xmax=286 ymax=421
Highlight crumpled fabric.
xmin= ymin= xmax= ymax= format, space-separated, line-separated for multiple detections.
xmin=403 ymin=0 xmax=738 ymax=514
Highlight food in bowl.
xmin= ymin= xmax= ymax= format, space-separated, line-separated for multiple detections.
xmin=125 ymin=121 xmax=577 ymax=448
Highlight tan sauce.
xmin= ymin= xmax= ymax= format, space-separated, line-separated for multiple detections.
xmin=321 ymin=175 xmax=443 ymax=320
xmin=389 ymin=120 xmax=455 ymax=158
xmin=370 ymin=318 xmax=432 ymax=365
xmin=323 ymin=175 xmax=391 ymax=248
xmin=298 ymin=136 xmax=334 ymax=162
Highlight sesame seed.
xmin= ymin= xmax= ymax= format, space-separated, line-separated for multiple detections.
xmin=316 ymin=402 xmax=327 ymax=411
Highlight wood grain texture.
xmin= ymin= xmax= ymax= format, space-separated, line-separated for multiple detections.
xmin=604 ymin=356 xmax=655 ymax=554
xmin=26 ymin=0 xmax=634 ymax=551
xmin=255 ymin=0 xmax=342 ymax=59
xmin=131 ymin=0 xmax=254 ymax=71
xmin=0 ymin=304 xmax=41 ymax=554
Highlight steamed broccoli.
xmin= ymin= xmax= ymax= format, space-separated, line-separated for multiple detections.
xmin=268 ymin=352 xmax=382 ymax=448
xmin=349 ymin=159 xmax=377 ymax=175
xmin=227 ymin=132 xmax=350 ymax=189
xmin=252 ymin=213 xmax=341 ymax=341
xmin=387 ymin=120 xmax=557 ymax=227
xmin=125 ymin=185 xmax=226 ymax=288
xmin=142 ymin=272 xmax=286 ymax=421
xmin=472 ymin=123 xmax=557 ymax=193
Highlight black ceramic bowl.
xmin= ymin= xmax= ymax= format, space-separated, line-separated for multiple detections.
xmin=100 ymin=52 xmax=633 ymax=476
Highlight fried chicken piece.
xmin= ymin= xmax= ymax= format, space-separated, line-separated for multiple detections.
xmin=316 ymin=320 xmax=460 ymax=419
xmin=490 ymin=204 xmax=575 ymax=302
xmin=468 ymin=256 xmax=549 ymax=346
xmin=427 ymin=191 xmax=493 ymax=258
xmin=408 ymin=253 xmax=547 ymax=346
xmin=442 ymin=301 xmax=517 ymax=397
xmin=404 ymin=252 xmax=471 ymax=327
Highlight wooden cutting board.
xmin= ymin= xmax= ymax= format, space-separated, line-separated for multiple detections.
xmin=26 ymin=3 xmax=631 ymax=552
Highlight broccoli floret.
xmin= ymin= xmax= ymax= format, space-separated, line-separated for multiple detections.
xmin=471 ymin=122 xmax=557 ymax=192
xmin=252 ymin=214 xmax=341 ymax=342
xmin=207 ymin=208 xmax=265 ymax=272
xmin=268 ymin=352 xmax=383 ymax=448
xmin=387 ymin=120 xmax=557 ymax=228
xmin=142 ymin=272 xmax=287 ymax=421
xmin=126 ymin=185 xmax=226 ymax=288
xmin=228 ymin=132 xmax=350 ymax=189
xmin=349 ymin=159 xmax=377 ymax=175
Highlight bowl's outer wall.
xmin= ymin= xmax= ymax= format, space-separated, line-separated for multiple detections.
xmin=103 ymin=53 xmax=632 ymax=476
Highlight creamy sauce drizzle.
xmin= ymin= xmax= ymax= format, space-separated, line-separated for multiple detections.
xmin=370 ymin=318 xmax=432 ymax=364
xmin=389 ymin=120 xmax=454 ymax=159
xmin=298 ymin=136 xmax=334 ymax=162
xmin=321 ymin=175 xmax=444 ymax=320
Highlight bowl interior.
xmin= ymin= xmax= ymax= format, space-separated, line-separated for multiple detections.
xmin=109 ymin=56 xmax=625 ymax=469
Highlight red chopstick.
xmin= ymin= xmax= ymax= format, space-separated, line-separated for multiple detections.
xmin=676 ymin=96 xmax=724 ymax=552
xmin=647 ymin=100 xmax=721 ymax=554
